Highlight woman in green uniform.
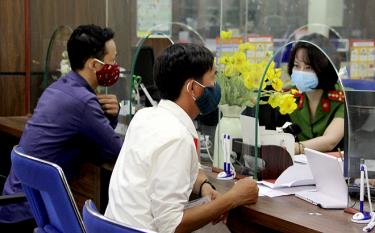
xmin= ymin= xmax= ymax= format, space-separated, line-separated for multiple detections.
xmin=287 ymin=34 xmax=344 ymax=154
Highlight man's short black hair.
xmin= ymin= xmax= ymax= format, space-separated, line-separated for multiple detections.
xmin=287 ymin=33 xmax=339 ymax=91
xmin=67 ymin=24 xmax=114 ymax=71
xmin=154 ymin=43 xmax=214 ymax=101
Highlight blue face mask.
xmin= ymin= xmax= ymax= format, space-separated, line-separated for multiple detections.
xmin=291 ymin=70 xmax=319 ymax=93
xmin=190 ymin=81 xmax=221 ymax=115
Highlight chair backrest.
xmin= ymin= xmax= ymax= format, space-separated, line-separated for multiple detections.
xmin=11 ymin=146 xmax=86 ymax=233
xmin=82 ymin=199 xmax=156 ymax=233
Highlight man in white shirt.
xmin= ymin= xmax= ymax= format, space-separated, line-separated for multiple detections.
xmin=105 ymin=43 xmax=258 ymax=233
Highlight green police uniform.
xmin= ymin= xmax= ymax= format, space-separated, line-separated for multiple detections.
xmin=289 ymin=90 xmax=344 ymax=142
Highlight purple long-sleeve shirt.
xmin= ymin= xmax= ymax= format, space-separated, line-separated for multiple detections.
xmin=0 ymin=71 xmax=123 ymax=223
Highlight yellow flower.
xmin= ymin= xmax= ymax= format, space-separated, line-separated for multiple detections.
xmin=268 ymin=93 xmax=280 ymax=108
xmin=216 ymin=40 xmax=296 ymax=114
xmin=233 ymin=52 xmax=246 ymax=65
xmin=239 ymin=42 xmax=256 ymax=51
xmin=274 ymin=68 xmax=282 ymax=79
xmin=243 ymin=72 xmax=254 ymax=89
xmin=278 ymin=94 xmax=298 ymax=115
xmin=290 ymin=88 xmax=299 ymax=95
xmin=219 ymin=56 xmax=230 ymax=65
xmin=266 ymin=68 xmax=282 ymax=83
xmin=224 ymin=64 xmax=236 ymax=77
xmin=239 ymin=43 xmax=247 ymax=52
xmin=220 ymin=30 xmax=232 ymax=39
xmin=271 ymin=78 xmax=283 ymax=92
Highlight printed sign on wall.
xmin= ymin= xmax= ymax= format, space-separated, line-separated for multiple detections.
xmin=350 ymin=40 xmax=375 ymax=79
xmin=137 ymin=0 xmax=172 ymax=38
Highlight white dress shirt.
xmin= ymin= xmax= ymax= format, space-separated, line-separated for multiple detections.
xmin=105 ymin=100 xmax=200 ymax=233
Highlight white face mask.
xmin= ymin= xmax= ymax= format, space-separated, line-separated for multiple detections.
xmin=291 ymin=70 xmax=319 ymax=92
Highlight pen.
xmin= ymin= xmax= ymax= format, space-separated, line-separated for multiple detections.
xmin=226 ymin=135 xmax=231 ymax=175
xmin=222 ymin=134 xmax=227 ymax=173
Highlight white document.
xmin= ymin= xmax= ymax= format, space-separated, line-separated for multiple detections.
xmin=258 ymin=163 xmax=314 ymax=188
xmin=295 ymin=148 xmax=348 ymax=209
xmin=258 ymin=184 xmax=315 ymax=198
xmin=293 ymin=154 xmax=308 ymax=164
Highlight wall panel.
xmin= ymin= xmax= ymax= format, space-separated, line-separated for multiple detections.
xmin=0 ymin=76 xmax=25 ymax=116
xmin=0 ymin=0 xmax=25 ymax=116
xmin=0 ymin=0 xmax=25 ymax=72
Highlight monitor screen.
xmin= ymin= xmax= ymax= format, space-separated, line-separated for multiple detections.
xmin=133 ymin=45 xmax=155 ymax=88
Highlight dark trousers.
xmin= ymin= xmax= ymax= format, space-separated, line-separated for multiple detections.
xmin=0 ymin=218 xmax=36 ymax=232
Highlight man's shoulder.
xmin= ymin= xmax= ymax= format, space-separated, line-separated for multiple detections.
xmin=133 ymin=107 xmax=179 ymax=126
xmin=47 ymin=77 xmax=96 ymax=105
xmin=132 ymin=107 xmax=188 ymax=136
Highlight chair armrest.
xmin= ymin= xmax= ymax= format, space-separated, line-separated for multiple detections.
xmin=0 ymin=193 xmax=27 ymax=205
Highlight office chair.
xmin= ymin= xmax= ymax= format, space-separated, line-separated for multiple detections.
xmin=11 ymin=146 xmax=86 ymax=233
xmin=82 ymin=199 xmax=155 ymax=233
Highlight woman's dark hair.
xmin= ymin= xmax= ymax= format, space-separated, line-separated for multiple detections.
xmin=154 ymin=43 xmax=214 ymax=101
xmin=67 ymin=24 xmax=114 ymax=71
xmin=287 ymin=33 xmax=339 ymax=91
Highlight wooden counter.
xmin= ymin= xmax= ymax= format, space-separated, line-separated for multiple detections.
xmin=0 ymin=116 xmax=28 ymax=138
xmin=205 ymin=172 xmax=363 ymax=233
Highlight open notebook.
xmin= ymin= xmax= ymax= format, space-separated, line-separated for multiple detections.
xmin=295 ymin=148 xmax=348 ymax=209
xmin=258 ymin=163 xmax=314 ymax=188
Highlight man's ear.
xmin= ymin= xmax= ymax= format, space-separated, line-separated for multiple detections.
xmin=186 ymin=79 xmax=194 ymax=90
xmin=186 ymin=79 xmax=197 ymax=96
xmin=87 ymin=58 xmax=97 ymax=71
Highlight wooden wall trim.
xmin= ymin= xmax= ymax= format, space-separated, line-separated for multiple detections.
xmin=24 ymin=0 xmax=30 ymax=114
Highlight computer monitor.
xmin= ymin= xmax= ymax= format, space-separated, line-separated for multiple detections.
xmin=133 ymin=45 xmax=155 ymax=88
xmin=133 ymin=46 xmax=160 ymax=106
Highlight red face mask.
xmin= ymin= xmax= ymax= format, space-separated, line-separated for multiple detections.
xmin=95 ymin=59 xmax=120 ymax=86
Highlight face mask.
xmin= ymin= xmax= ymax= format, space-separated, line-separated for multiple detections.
xmin=291 ymin=70 xmax=319 ymax=93
xmin=94 ymin=59 xmax=120 ymax=86
xmin=188 ymin=80 xmax=221 ymax=115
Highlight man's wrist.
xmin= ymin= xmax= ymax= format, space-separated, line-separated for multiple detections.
xmin=298 ymin=142 xmax=304 ymax=154
xmin=199 ymin=178 xmax=216 ymax=197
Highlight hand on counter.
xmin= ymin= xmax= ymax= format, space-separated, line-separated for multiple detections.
xmin=228 ymin=177 xmax=259 ymax=208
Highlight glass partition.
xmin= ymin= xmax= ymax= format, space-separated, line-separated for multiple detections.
xmin=129 ymin=22 xmax=206 ymax=114
xmin=216 ymin=0 xmax=375 ymax=211
xmin=216 ymin=0 xmax=352 ymax=182
xmin=43 ymin=25 xmax=73 ymax=89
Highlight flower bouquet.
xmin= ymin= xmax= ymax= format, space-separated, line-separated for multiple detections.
xmin=216 ymin=31 xmax=297 ymax=114
xmin=213 ymin=31 xmax=297 ymax=173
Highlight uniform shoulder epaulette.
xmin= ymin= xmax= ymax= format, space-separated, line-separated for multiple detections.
xmin=327 ymin=90 xmax=345 ymax=102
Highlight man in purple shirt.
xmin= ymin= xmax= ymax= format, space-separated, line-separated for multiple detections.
xmin=0 ymin=24 xmax=123 ymax=230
